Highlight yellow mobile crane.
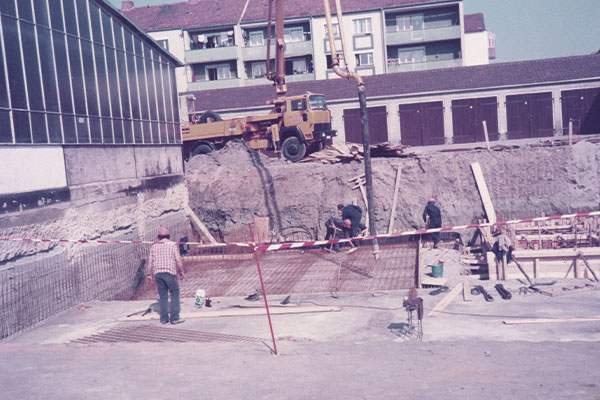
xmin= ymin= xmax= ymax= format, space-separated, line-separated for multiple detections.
xmin=181 ymin=0 xmax=336 ymax=162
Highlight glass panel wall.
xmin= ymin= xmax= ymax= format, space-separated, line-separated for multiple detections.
xmin=0 ymin=0 xmax=180 ymax=145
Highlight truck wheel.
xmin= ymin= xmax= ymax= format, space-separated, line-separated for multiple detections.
xmin=281 ymin=136 xmax=306 ymax=162
xmin=197 ymin=111 xmax=222 ymax=124
xmin=191 ymin=143 xmax=213 ymax=157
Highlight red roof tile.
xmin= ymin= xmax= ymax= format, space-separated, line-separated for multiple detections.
xmin=464 ymin=13 xmax=485 ymax=33
xmin=186 ymin=54 xmax=600 ymax=112
xmin=122 ymin=0 xmax=448 ymax=31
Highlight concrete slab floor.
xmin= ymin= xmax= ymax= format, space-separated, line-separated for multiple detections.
xmin=2 ymin=278 xmax=600 ymax=399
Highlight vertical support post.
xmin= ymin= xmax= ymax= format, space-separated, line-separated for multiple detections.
xmin=358 ymin=84 xmax=380 ymax=261
xmin=248 ymin=224 xmax=278 ymax=356
xmin=482 ymin=120 xmax=491 ymax=151
xmin=568 ymin=118 xmax=573 ymax=146
xmin=388 ymin=166 xmax=401 ymax=234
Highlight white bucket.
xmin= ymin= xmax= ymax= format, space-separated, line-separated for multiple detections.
xmin=195 ymin=289 xmax=206 ymax=308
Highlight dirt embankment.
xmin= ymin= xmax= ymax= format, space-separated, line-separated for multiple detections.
xmin=185 ymin=141 xmax=600 ymax=241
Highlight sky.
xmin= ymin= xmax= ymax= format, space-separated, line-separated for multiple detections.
xmin=109 ymin=0 xmax=600 ymax=63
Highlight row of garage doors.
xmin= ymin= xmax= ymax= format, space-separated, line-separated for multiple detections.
xmin=342 ymin=87 xmax=600 ymax=145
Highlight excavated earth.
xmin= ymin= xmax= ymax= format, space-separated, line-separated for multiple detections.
xmin=185 ymin=140 xmax=600 ymax=242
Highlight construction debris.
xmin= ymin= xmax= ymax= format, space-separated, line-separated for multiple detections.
xmin=299 ymin=142 xmax=416 ymax=164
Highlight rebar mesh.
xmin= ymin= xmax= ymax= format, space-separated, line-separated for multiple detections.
xmin=0 ymin=215 xmax=192 ymax=340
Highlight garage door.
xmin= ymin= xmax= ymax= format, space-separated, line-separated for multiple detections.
xmin=398 ymin=101 xmax=444 ymax=146
xmin=343 ymin=106 xmax=388 ymax=144
xmin=561 ymin=87 xmax=600 ymax=135
xmin=506 ymin=92 xmax=553 ymax=139
xmin=451 ymin=97 xmax=498 ymax=144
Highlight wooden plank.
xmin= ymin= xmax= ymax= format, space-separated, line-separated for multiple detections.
xmin=427 ymin=284 xmax=462 ymax=317
xmin=513 ymin=247 xmax=600 ymax=259
xmin=463 ymin=280 xmax=472 ymax=302
xmin=186 ymin=206 xmax=218 ymax=244
xmin=184 ymin=254 xmax=254 ymax=262
xmin=121 ymin=305 xmax=342 ymax=321
xmin=503 ymin=316 xmax=600 ymax=325
xmin=421 ymin=276 xmax=448 ymax=287
xmin=470 ymin=162 xmax=497 ymax=223
xmin=253 ymin=217 xmax=270 ymax=244
xmin=388 ymin=166 xmax=402 ymax=234
xmin=482 ymin=120 xmax=491 ymax=151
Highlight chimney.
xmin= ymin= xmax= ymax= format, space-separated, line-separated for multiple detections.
xmin=121 ymin=1 xmax=135 ymax=11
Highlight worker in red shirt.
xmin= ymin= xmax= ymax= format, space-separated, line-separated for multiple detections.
xmin=147 ymin=228 xmax=185 ymax=325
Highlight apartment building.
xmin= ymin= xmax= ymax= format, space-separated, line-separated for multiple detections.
xmin=121 ymin=0 xmax=495 ymax=105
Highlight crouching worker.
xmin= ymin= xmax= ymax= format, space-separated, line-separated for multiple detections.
xmin=147 ymin=227 xmax=185 ymax=325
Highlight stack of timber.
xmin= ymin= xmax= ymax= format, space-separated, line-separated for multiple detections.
xmin=300 ymin=142 xmax=415 ymax=164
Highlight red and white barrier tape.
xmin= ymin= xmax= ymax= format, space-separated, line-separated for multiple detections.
xmin=1 ymin=211 xmax=599 ymax=251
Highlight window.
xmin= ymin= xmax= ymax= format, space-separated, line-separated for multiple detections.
xmin=324 ymin=23 xmax=339 ymax=39
xmin=251 ymin=62 xmax=266 ymax=78
xmin=249 ymin=31 xmax=264 ymax=46
xmin=397 ymin=48 xmax=425 ymax=64
xmin=396 ymin=14 xmax=424 ymax=31
xmin=290 ymin=99 xmax=307 ymax=111
xmin=284 ymin=27 xmax=304 ymax=43
xmin=309 ymin=95 xmax=327 ymax=110
xmin=198 ymin=32 xmax=233 ymax=49
xmin=353 ymin=18 xmax=372 ymax=34
xmin=292 ymin=59 xmax=307 ymax=74
xmin=156 ymin=39 xmax=169 ymax=51
xmin=207 ymin=64 xmax=231 ymax=80
xmin=355 ymin=52 xmax=373 ymax=66
xmin=326 ymin=53 xmax=345 ymax=69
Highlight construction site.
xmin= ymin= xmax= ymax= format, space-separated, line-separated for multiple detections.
xmin=2 ymin=136 xmax=600 ymax=399
xmin=1 ymin=0 xmax=600 ymax=398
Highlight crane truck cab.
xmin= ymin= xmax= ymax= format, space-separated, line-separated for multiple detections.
xmin=181 ymin=92 xmax=336 ymax=162
xmin=277 ymin=92 xmax=336 ymax=161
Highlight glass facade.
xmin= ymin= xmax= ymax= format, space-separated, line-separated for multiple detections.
xmin=0 ymin=0 xmax=180 ymax=145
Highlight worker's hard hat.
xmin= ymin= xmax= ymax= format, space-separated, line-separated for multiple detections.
xmin=158 ymin=227 xmax=170 ymax=237
xmin=343 ymin=219 xmax=352 ymax=228
xmin=427 ymin=198 xmax=435 ymax=204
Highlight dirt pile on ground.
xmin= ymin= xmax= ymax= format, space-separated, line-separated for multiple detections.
xmin=185 ymin=141 xmax=600 ymax=242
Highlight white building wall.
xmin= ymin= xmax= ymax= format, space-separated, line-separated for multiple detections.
xmin=463 ymin=31 xmax=490 ymax=66
xmin=148 ymin=30 xmax=187 ymax=90
xmin=0 ymin=147 xmax=67 ymax=194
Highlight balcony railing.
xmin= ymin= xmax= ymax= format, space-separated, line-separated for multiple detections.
xmin=185 ymin=46 xmax=239 ymax=64
xmin=241 ymin=39 xmax=312 ymax=61
xmin=386 ymin=25 xmax=461 ymax=46
xmin=187 ymin=78 xmax=242 ymax=91
xmin=244 ymin=72 xmax=315 ymax=87
xmin=387 ymin=58 xmax=462 ymax=73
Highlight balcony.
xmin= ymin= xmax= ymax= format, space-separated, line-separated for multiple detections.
xmin=185 ymin=46 xmax=239 ymax=64
xmin=245 ymin=72 xmax=315 ymax=87
xmin=387 ymin=58 xmax=462 ymax=73
xmin=241 ymin=40 xmax=312 ymax=61
xmin=187 ymin=78 xmax=242 ymax=91
xmin=386 ymin=25 xmax=461 ymax=46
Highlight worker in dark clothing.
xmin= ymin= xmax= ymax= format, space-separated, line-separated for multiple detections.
xmin=324 ymin=216 xmax=344 ymax=241
xmin=339 ymin=203 xmax=363 ymax=238
xmin=423 ymin=199 xmax=442 ymax=248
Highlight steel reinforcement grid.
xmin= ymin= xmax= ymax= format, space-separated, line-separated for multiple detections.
xmin=0 ymin=218 xmax=192 ymax=340
xmin=1 ymin=230 xmax=418 ymax=340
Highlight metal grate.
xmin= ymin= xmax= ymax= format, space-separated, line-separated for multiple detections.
xmin=71 ymin=324 xmax=264 ymax=344
xmin=135 ymin=241 xmax=418 ymax=299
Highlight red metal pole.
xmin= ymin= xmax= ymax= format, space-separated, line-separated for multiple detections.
xmin=249 ymin=224 xmax=279 ymax=355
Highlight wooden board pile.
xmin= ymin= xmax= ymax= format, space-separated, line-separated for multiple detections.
xmin=300 ymin=142 xmax=415 ymax=164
